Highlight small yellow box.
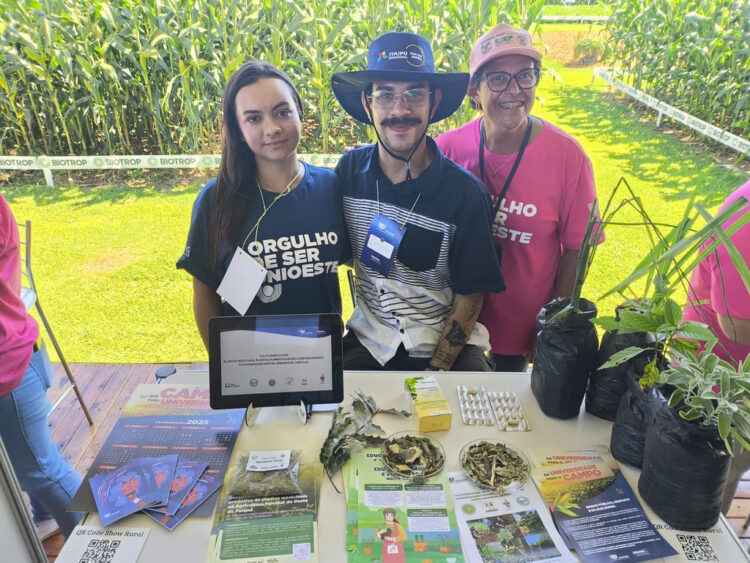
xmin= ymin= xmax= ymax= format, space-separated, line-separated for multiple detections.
xmin=404 ymin=375 xmax=452 ymax=433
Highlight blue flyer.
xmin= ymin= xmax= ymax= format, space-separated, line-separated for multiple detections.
xmin=146 ymin=457 xmax=209 ymax=516
xmin=144 ymin=472 xmax=222 ymax=531
xmin=89 ymin=454 xmax=179 ymax=526
xmin=551 ymin=472 xmax=677 ymax=563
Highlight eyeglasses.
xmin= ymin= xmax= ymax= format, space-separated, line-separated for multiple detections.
xmin=367 ymin=88 xmax=431 ymax=109
xmin=482 ymin=68 xmax=540 ymax=92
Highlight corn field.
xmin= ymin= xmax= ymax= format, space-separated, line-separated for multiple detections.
xmin=606 ymin=0 xmax=749 ymax=140
xmin=0 ymin=0 xmax=550 ymax=157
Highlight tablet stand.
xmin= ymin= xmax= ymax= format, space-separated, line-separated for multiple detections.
xmin=298 ymin=400 xmax=313 ymax=425
xmin=244 ymin=402 xmax=313 ymax=427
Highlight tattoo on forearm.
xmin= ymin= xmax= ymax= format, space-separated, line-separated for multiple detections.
xmin=445 ymin=319 xmax=467 ymax=347
xmin=432 ymin=349 xmax=455 ymax=365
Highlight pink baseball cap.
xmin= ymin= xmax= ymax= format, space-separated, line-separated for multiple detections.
xmin=470 ymin=24 xmax=543 ymax=78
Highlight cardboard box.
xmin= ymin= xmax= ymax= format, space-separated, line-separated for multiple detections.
xmin=404 ymin=375 xmax=452 ymax=432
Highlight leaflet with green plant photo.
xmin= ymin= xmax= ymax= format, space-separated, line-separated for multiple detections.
xmin=353 ymin=448 xmax=463 ymax=563
xmin=448 ymin=471 xmax=574 ymax=563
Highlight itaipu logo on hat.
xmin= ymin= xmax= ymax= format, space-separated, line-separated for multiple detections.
xmin=379 ymin=43 xmax=425 ymax=67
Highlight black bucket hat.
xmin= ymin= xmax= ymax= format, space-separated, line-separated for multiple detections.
xmin=332 ymin=32 xmax=469 ymax=125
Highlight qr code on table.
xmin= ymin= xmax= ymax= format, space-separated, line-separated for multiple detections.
xmin=79 ymin=539 xmax=121 ymax=563
xmin=676 ymin=534 xmax=718 ymax=561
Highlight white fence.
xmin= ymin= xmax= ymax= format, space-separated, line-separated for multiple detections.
xmin=0 ymin=154 xmax=342 ymax=187
xmin=594 ymin=67 xmax=750 ymax=157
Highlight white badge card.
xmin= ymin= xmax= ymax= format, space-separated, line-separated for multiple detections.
xmin=216 ymin=247 xmax=267 ymax=315
xmin=360 ymin=214 xmax=405 ymax=276
xmin=246 ymin=450 xmax=292 ymax=471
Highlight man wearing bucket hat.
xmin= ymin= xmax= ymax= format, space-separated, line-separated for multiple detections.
xmin=332 ymin=31 xmax=504 ymax=371
xmin=437 ymin=24 xmax=603 ymax=372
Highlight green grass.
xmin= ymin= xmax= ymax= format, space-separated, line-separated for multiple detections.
xmin=2 ymin=62 xmax=747 ymax=363
xmin=532 ymin=60 xmax=748 ymax=319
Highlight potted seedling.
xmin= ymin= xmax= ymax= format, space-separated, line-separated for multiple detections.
xmin=531 ymin=191 xmax=614 ymax=419
xmin=586 ymin=177 xmax=670 ymax=422
xmin=412 ymin=535 xmax=428 ymax=552
xmin=638 ymin=342 xmax=750 ymax=529
xmin=598 ymin=297 xmax=710 ymax=466
xmin=590 ymin=187 xmax=750 ymax=464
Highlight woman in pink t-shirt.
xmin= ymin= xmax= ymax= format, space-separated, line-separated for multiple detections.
xmin=681 ymin=181 xmax=750 ymax=515
xmin=436 ymin=24 xmax=602 ymax=371
xmin=0 ymin=194 xmax=83 ymax=537
xmin=683 ymin=180 xmax=750 ymax=365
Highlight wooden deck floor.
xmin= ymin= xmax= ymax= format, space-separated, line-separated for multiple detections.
xmin=37 ymin=363 xmax=750 ymax=560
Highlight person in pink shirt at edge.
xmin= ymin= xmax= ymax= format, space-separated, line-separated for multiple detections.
xmin=436 ymin=24 xmax=603 ymax=372
xmin=682 ymin=180 xmax=750 ymax=515
xmin=0 ymin=193 xmax=83 ymax=537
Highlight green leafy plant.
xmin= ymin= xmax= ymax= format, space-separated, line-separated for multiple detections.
xmin=605 ymin=0 xmax=749 ymax=140
xmin=596 ymin=294 xmax=713 ymax=389
xmin=658 ymin=341 xmax=750 ymax=455
xmin=0 ymin=0 xmax=552 ymax=156
xmin=573 ymin=37 xmax=606 ymax=61
xmin=319 ymin=391 xmax=410 ymax=491
xmin=594 ymin=181 xmax=750 ymax=386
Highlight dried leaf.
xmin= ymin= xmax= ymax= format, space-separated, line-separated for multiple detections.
xmin=319 ymin=391 xmax=410 ymax=491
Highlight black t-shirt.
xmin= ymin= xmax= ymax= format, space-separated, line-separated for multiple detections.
xmin=177 ymin=163 xmax=349 ymax=315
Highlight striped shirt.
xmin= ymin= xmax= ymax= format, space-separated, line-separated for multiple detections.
xmin=336 ymin=138 xmax=504 ymax=365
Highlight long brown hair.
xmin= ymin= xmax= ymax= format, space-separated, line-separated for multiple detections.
xmin=208 ymin=61 xmax=304 ymax=266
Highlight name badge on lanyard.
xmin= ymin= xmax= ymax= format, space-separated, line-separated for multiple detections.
xmin=360 ymin=214 xmax=406 ymax=276
xmin=216 ymin=246 xmax=267 ymax=314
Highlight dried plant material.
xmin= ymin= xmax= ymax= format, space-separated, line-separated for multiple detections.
xmin=461 ymin=440 xmax=529 ymax=492
xmin=381 ymin=432 xmax=445 ymax=482
xmin=319 ymin=392 xmax=411 ymax=492
xmin=229 ymin=451 xmax=301 ymax=498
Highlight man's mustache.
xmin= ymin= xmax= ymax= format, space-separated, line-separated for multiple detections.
xmin=380 ymin=117 xmax=422 ymax=127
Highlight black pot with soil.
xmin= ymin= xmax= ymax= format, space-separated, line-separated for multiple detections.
xmin=586 ymin=328 xmax=653 ymax=421
xmin=609 ymin=374 xmax=653 ymax=467
xmin=638 ymin=387 xmax=731 ymax=530
xmin=530 ymin=297 xmax=599 ymax=419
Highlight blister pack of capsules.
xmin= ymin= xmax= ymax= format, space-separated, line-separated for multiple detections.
xmin=487 ymin=390 xmax=530 ymax=431
xmin=456 ymin=385 xmax=494 ymax=425
xmin=456 ymin=386 xmax=530 ymax=431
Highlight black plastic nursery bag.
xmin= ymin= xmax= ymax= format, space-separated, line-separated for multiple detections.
xmin=609 ymin=374 xmax=651 ymax=467
xmin=586 ymin=329 xmax=653 ymax=420
xmin=638 ymin=388 xmax=730 ymax=530
xmin=530 ymin=297 xmax=598 ymax=419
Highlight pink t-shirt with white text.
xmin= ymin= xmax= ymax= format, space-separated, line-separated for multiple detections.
xmin=683 ymin=181 xmax=750 ymax=365
xmin=437 ymin=118 xmax=599 ymax=355
xmin=0 ymin=194 xmax=39 ymax=396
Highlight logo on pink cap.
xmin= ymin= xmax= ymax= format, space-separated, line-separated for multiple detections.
xmin=471 ymin=24 xmax=542 ymax=77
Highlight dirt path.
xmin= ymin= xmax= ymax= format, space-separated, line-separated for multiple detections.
xmin=541 ymin=29 xmax=604 ymax=66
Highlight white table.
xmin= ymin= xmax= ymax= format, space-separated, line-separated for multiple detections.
xmin=78 ymin=370 xmax=750 ymax=562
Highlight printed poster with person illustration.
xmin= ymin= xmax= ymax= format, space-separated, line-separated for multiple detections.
xmin=352 ymin=448 xmax=463 ymax=563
